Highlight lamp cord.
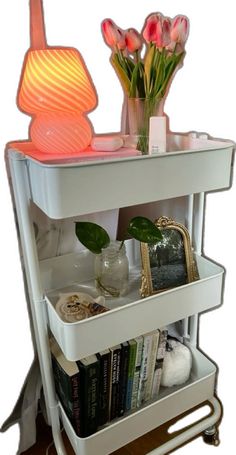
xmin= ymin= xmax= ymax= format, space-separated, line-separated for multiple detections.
xmin=45 ymin=426 xmax=64 ymax=455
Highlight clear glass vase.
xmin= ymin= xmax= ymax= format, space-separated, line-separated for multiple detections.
xmin=94 ymin=241 xmax=129 ymax=298
xmin=126 ymin=97 xmax=164 ymax=155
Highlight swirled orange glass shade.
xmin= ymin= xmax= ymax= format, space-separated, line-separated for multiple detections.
xmin=17 ymin=47 xmax=97 ymax=154
xmin=30 ymin=112 xmax=92 ymax=154
xmin=18 ymin=48 xmax=97 ymax=114
xmin=16 ymin=0 xmax=98 ymax=155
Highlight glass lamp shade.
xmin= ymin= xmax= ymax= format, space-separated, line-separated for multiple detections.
xmin=17 ymin=48 xmax=97 ymax=154
xmin=18 ymin=48 xmax=97 ymax=113
xmin=30 ymin=112 xmax=92 ymax=154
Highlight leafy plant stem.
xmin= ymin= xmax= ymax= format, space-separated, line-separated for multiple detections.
xmin=96 ymin=277 xmax=120 ymax=297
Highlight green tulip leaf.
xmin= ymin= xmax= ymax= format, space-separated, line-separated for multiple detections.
xmin=112 ymin=54 xmax=131 ymax=94
xmin=127 ymin=216 xmax=162 ymax=244
xmin=75 ymin=222 xmax=110 ymax=254
xmin=137 ymin=62 xmax=146 ymax=98
xmin=144 ymin=44 xmax=156 ymax=94
xmin=124 ymin=57 xmax=135 ymax=78
xmin=129 ymin=62 xmax=140 ymax=97
xmin=129 ymin=62 xmax=146 ymax=98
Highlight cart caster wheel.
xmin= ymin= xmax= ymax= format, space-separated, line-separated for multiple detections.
xmin=203 ymin=426 xmax=220 ymax=446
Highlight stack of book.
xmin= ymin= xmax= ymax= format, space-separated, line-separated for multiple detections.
xmin=50 ymin=328 xmax=168 ymax=437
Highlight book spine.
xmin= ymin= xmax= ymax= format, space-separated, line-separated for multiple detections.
xmin=51 ymin=356 xmax=81 ymax=436
xmin=137 ymin=333 xmax=153 ymax=407
xmin=144 ymin=331 xmax=160 ymax=402
xmin=71 ymin=374 xmax=81 ymax=436
xmin=125 ymin=340 xmax=137 ymax=411
xmin=79 ymin=358 xmax=100 ymax=437
xmin=97 ymin=351 xmax=111 ymax=426
xmin=117 ymin=342 xmax=130 ymax=417
xmin=110 ymin=346 xmax=121 ymax=420
xmin=151 ymin=330 xmax=168 ymax=399
xmin=131 ymin=336 xmax=143 ymax=410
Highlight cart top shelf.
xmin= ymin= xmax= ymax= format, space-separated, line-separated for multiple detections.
xmin=7 ymin=133 xmax=234 ymax=219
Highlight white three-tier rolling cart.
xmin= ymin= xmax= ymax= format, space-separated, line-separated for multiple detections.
xmin=6 ymin=131 xmax=234 ymax=454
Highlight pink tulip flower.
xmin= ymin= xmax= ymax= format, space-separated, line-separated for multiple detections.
xmin=117 ymin=28 xmax=126 ymax=51
xmin=143 ymin=14 xmax=160 ymax=43
xmin=101 ymin=19 xmax=121 ymax=48
xmin=143 ymin=14 xmax=171 ymax=49
xmin=155 ymin=17 xmax=171 ymax=49
xmin=125 ymin=28 xmax=142 ymax=53
xmin=170 ymin=15 xmax=189 ymax=45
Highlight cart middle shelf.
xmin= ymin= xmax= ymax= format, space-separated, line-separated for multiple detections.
xmin=41 ymin=241 xmax=224 ymax=361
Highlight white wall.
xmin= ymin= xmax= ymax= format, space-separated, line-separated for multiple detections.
xmin=0 ymin=1 xmax=235 ymax=454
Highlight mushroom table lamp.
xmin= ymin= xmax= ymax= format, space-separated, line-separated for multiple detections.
xmin=17 ymin=0 xmax=97 ymax=155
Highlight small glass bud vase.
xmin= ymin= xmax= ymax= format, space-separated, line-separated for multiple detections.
xmin=125 ymin=97 xmax=165 ymax=155
xmin=94 ymin=241 xmax=129 ymax=298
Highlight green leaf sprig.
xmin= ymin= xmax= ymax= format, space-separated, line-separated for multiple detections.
xmin=75 ymin=222 xmax=110 ymax=254
xmin=75 ymin=216 xmax=162 ymax=255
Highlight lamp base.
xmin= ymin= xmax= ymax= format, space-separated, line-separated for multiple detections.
xmin=30 ymin=112 xmax=92 ymax=154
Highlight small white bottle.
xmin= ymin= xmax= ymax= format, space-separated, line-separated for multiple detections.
xmin=148 ymin=116 xmax=167 ymax=154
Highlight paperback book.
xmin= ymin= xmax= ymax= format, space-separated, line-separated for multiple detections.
xmin=144 ymin=330 xmax=160 ymax=402
xmin=137 ymin=331 xmax=156 ymax=407
xmin=151 ymin=329 xmax=168 ymax=399
xmin=131 ymin=336 xmax=143 ymax=410
xmin=125 ymin=339 xmax=137 ymax=411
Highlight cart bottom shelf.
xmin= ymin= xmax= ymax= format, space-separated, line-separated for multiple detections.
xmin=59 ymin=346 xmax=216 ymax=455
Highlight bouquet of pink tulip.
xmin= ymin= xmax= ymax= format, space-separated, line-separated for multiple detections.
xmin=102 ymin=12 xmax=189 ymax=153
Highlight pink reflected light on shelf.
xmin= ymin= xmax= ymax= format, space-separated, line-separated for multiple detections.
xmin=7 ymin=141 xmax=141 ymax=164
xmin=17 ymin=0 xmax=97 ymax=155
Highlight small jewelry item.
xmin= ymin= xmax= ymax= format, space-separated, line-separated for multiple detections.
xmin=55 ymin=292 xmax=108 ymax=322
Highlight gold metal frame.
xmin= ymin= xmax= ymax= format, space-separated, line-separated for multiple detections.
xmin=140 ymin=216 xmax=198 ymax=297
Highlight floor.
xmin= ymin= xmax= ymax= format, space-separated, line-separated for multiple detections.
xmin=22 ymin=401 xmax=213 ymax=455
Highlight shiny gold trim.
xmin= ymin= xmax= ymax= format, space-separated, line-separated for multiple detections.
xmin=140 ymin=216 xmax=198 ymax=297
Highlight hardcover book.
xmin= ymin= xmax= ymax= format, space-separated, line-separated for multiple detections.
xmin=109 ymin=345 xmax=122 ymax=420
xmin=78 ymin=354 xmax=100 ymax=437
xmin=97 ymin=348 xmax=111 ymax=426
xmin=117 ymin=341 xmax=130 ymax=417
xmin=50 ymin=338 xmax=82 ymax=436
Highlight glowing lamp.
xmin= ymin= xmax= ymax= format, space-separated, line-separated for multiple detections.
xmin=17 ymin=0 xmax=97 ymax=155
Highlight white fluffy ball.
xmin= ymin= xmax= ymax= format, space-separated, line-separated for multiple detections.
xmin=161 ymin=339 xmax=192 ymax=388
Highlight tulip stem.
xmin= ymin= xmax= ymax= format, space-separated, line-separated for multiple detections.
xmin=116 ymin=47 xmax=129 ymax=73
